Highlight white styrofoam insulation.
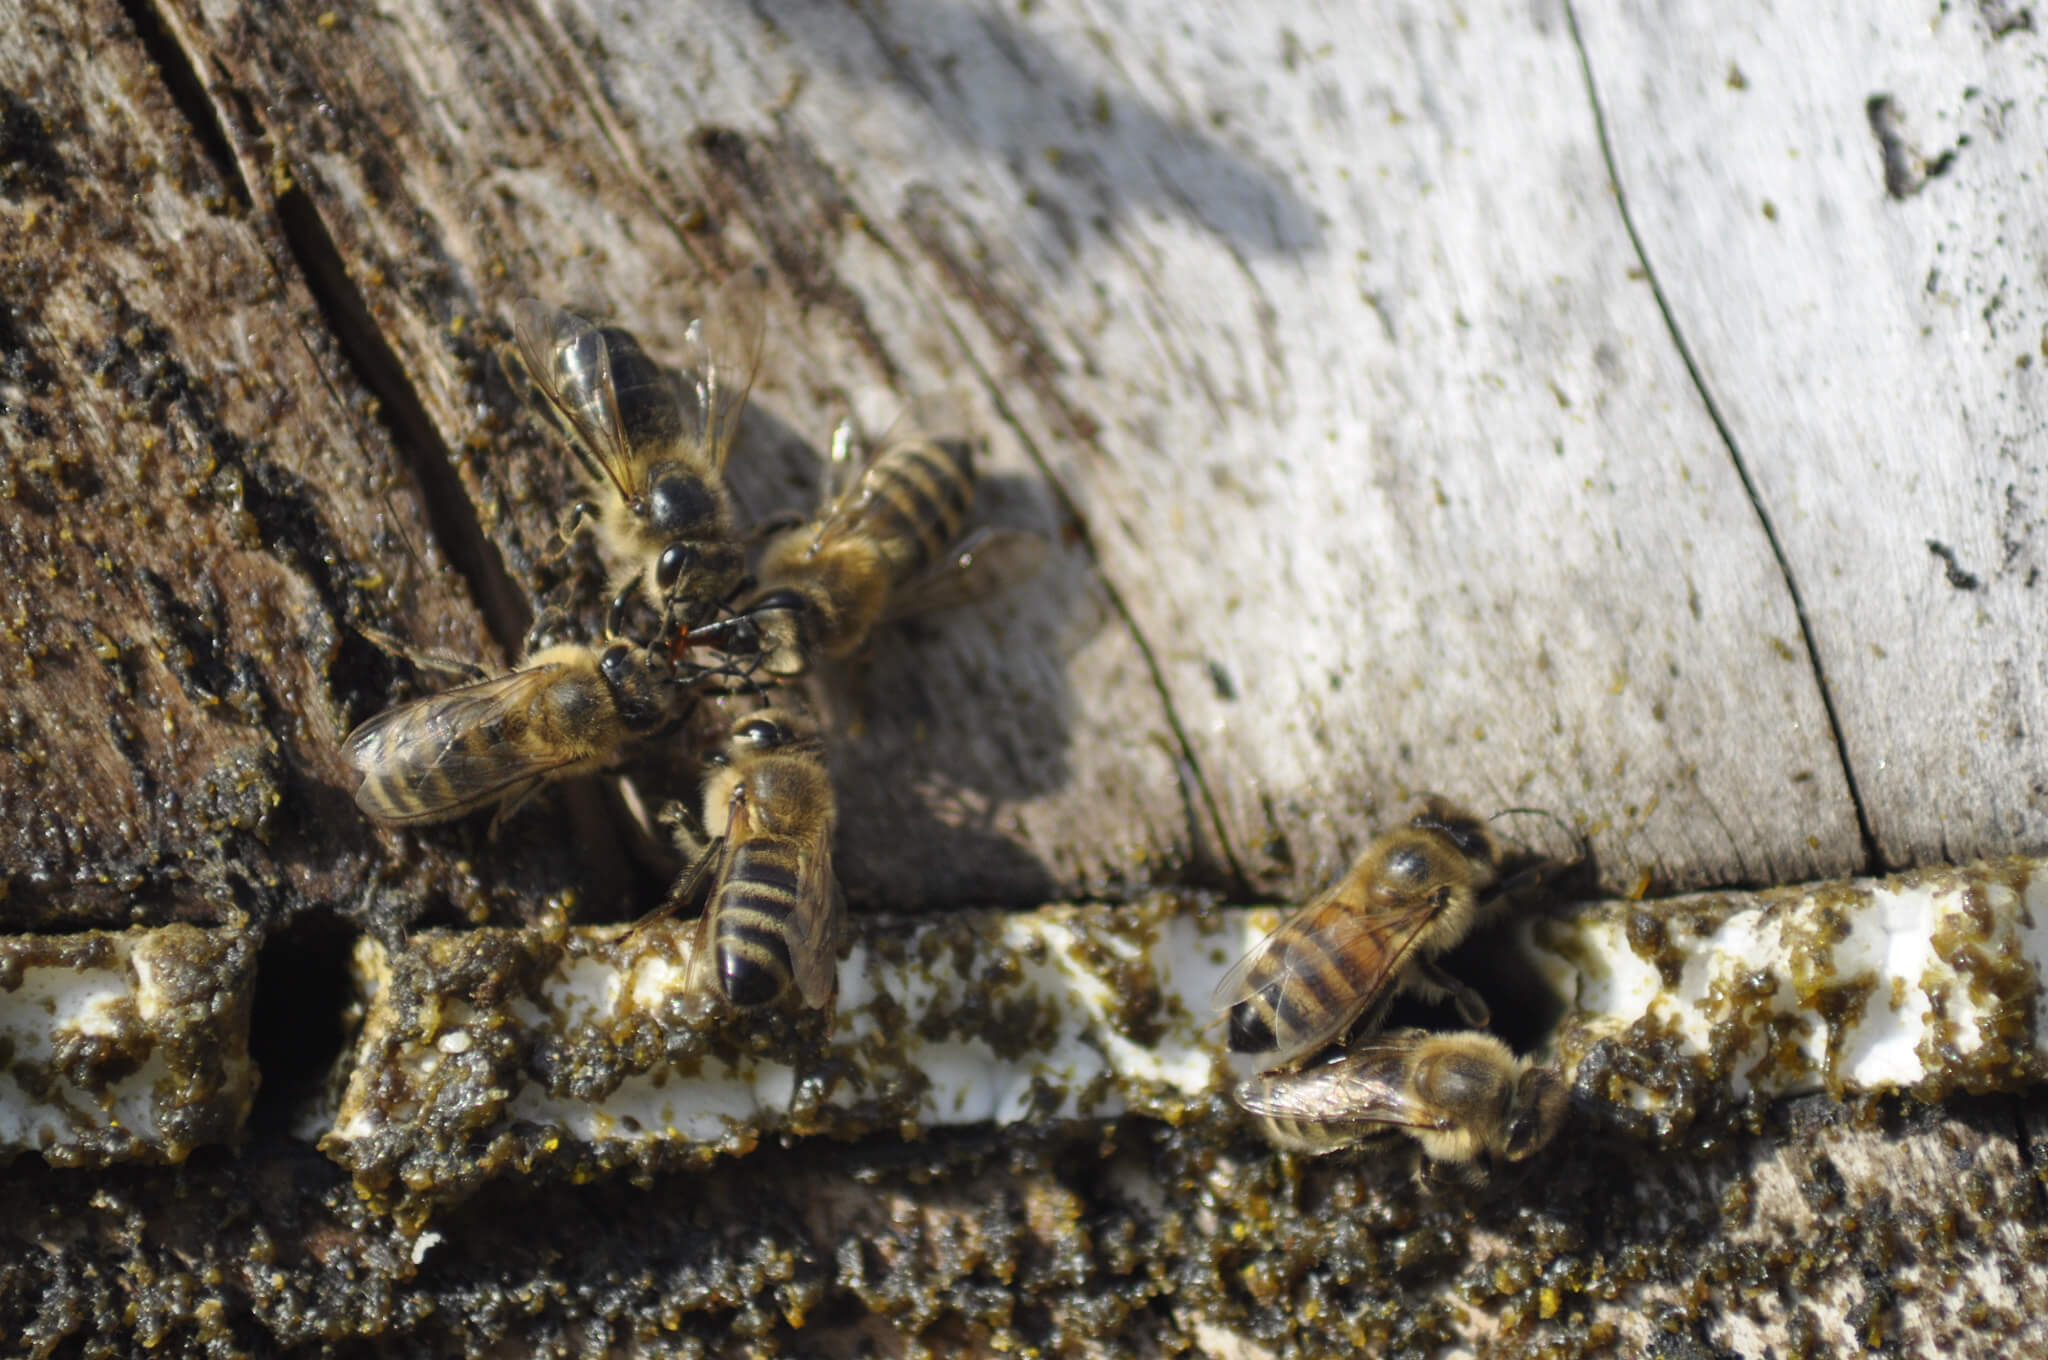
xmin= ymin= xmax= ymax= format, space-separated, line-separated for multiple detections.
xmin=0 ymin=924 xmax=256 ymax=1165
xmin=321 ymin=858 xmax=2048 ymax=1191
xmin=1522 ymin=856 xmax=2048 ymax=1107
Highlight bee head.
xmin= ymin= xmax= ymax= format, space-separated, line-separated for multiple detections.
xmin=599 ymin=643 xmax=681 ymax=732
xmin=1503 ymin=1065 xmax=1568 ymax=1162
xmin=728 ymin=708 xmax=819 ymax=757
xmin=1411 ymin=798 xmax=1496 ymax=865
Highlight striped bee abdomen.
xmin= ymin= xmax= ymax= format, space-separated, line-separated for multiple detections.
xmin=1253 ymin=1116 xmax=1378 ymax=1156
xmin=712 ymin=839 xmax=804 ymax=1007
xmin=1226 ymin=942 xmax=1361 ymax=1060
xmin=859 ymin=441 xmax=975 ymax=583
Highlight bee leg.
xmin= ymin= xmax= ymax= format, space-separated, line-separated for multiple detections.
xmin=559 ymin=500 xmax=602 ymax=544
xmin=656 ymin=798 xmax=711 ymax=861
xmin=1410 ymin=958 xmax=1490 ymax=1030
xmin=604 ymin=584 xmax=640 ymax=641
xmin=1415 ymin=1154 xmax=1491 ymax=1194
xmin=521 ymin=605 xmax=578 ymax=657
xmin=485 ymin=781 xmax=545 ymax=840
xmin=624 ymin=835 xmax=723 ymax=937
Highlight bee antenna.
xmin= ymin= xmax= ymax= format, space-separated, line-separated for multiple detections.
xmin=381 ymin=491 xmax=429 ymax=585
xmin=1488 ymin=806 xmax=1590 ymax=863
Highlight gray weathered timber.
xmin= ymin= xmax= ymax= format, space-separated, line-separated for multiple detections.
xmin=0 ymin=0 xmax=607 ymax=932
xmin=159 ymin=0 xmax=1191 ymax=911
xmin=3 ymin=0 xmax=2047 ymax=1355
xmin=1575 ymin=0 xmax=2048 ymax=870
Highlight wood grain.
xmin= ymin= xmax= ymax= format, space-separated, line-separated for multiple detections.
xmin=1574 ymin=0 xmax=2048 ymax=870
xmin=0 ymin=0 xmax=589 ymax=932
xmin=4 ymin=0 xmax=2046 ymax=1353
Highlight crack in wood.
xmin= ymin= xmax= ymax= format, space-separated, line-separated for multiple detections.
xmin=121 ymin=0 xmax=531 ymax=660
xmin=115 ymin=0 xmax=251 ymax=213
xmin=265 ymin=182 xmax=533 ymax=658
xmin=1563 ymin=0 xmax=1881 ymax=877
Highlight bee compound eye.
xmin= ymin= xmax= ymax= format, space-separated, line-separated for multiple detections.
xmin=735 ymin=717 xmax=785 ymax=748
xmin=656 ymin=542 xmax=700 ymax=589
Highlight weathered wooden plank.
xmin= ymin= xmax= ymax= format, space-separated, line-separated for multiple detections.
xmin=473 ymin=0 xmax=1870 ymax=896
xmin=158 ymin=0 xmax=1197 ymax=911
xmin=8 ymin=0 xmax=2048 ymax=1355
xmin=0 ymin=0 xmax=604 ymax=931
xmin=1574 ymin=0 xmax=2048 ymax=869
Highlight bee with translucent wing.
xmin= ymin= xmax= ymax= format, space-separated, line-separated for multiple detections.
xmin=1233 ymin=1029 xmax=1567 ymax=1185
xmin=1212 ymin=798 xmax=1503 ymax=1068
xmin=634 ymin=708 xmax=842 ymax=1012
xmin=679 ymin=395 xmax=1048 ymax=678
xmin=344 ymin=638 xmax=697 ymax=832
xmin=501 ymin=270 xmax=766 ymax=638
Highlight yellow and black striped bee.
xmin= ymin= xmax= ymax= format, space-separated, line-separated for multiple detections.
xmin=502 ymin=273 xmax=765 ymax=637
xmin=344 ymin=639 xmax=695 ymax=830
xmin=680 ymin=405 xmax=1046 ymax=678
xmin=1232 ymin=1029 xmax=1567 ymax=1184
xmin=637 ymin=708 xmax=841 ymax=1011
xmin=1212 ymin=798 xmax=1502 ymax=1068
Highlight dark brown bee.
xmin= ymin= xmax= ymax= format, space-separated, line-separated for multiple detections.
xmin=680 ymin=408 xmax=1046 ymax=678
xmin=344 ymin=640 xmax=692 ymax=830
xmin=1233 ymin=1029 xmax=1567 ymax=1183
xmin=637 ymin=708 xmax=841 ymax=1011
xmin=503 ymin=274 xmax=764 ymax=636
xmin=1212 ymin=798 xmax=1502 ymax=1068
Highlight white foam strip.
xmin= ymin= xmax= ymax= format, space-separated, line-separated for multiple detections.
xmin=1519 ymin=858 xmax=2048 ymax=1104
xmin=322 ymin=898 xmax=1282 ymax=1175
xmin=0 ymin=925 xmax=256 ymax=1165
xmin=322 ymin=859 xmax=2048 ymax=1185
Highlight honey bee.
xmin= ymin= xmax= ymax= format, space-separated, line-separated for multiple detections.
xmin=1233 ymin=1029 xmax=1567 ymax=1182
xmin=680 ymin=408 xmax=1046 ymax=678
xmin=1212 ymin=798 xmax=1503 ymax=1068
xmin=637 ymin=708 xmax=841 ymax=1011
xmin=344 ymin=640 xmax=696 ymax=830
xmin=502 ymin=274 xmax=765 ymax=637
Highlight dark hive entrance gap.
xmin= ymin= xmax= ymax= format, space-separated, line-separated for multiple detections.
xmin=246 ymin=912 xmax=356 ymax=1138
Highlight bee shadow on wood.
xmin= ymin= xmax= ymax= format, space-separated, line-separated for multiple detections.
xmin=722 ymin=417 xmax=1091 ymax=914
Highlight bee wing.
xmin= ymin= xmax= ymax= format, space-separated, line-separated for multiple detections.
xmin=880 ymin=526 xmax=1050 ymax=622
xmin=785 ymin=828 xmax=842 ymax=1010
xmin=1210 ymin=886 xmax=1446 ymax=1057
xmin=344 ymin=663 xmax=586 ymax=823
xmin=674 ymin=269 xmax=767 ymax=477
xmin=684 ymin=826 xmax=745 ymax=999
xmin=507 ymin=300 xmax=645 ymax=505
xmin=1233 ymin=1042 xmax=1440 ymax=1133
xmin=1208 ymin=891 xmax=1365 ymax=1013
